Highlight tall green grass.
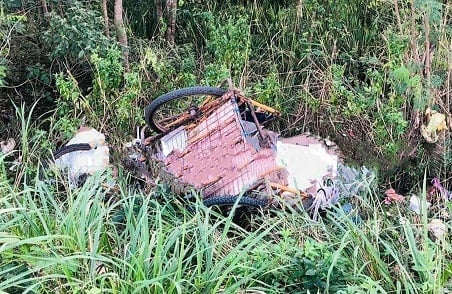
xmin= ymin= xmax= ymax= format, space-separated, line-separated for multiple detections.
xmin=1 ymin=147 xmax=450 ymax=293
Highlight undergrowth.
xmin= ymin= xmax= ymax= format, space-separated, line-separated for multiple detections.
xmin=0 ymin=104 xmax=450 ymax=293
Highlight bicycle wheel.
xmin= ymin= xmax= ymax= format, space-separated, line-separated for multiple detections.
xmin=145 ymin=86 xmax=227 ymax=133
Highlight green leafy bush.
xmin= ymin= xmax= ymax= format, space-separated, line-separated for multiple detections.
xmin=43 ymin=1 xmax=111 ymax=60
xmin=0 ymin=6 xmax=26 ymax=87
xmin=236 ymin=230 xmax=349 ymax=292
xmin=206 ymin=10 xmax=251 ymax=77
xmin=54 ymin=47 xmax=143 ymax=137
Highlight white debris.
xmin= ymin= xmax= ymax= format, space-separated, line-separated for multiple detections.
xmin=429 ymin=219 xmax=446 ymax=241
xmin=276 ymin=141 xmax=338 ymax=192
xmin=55 ymin=127 xmax=109 ymax=185
xmin=65 ymin=127 xmax=106 ymax=147
xmin=399 ymin=217 xmax=409 ymax=225
xmin=0 ymin=138 xmax=16 ymax=153
xmin=409 ymin=194 xmax=431 ymax=214
xmin=9 ymin=156 xmax=22 ymax=171
xmin=160 ymin=126 xmax=188 ymax=157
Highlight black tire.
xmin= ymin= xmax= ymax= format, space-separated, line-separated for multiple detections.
xmin=38 ymin=143 xmax=93 ymax=181
xmin=53 ymin=143 xmax=92 ymax=160
xmin=145 ymin=86 xmax=228 ymax=133
xmin=203 ymin=195 xmax=269 ymax=208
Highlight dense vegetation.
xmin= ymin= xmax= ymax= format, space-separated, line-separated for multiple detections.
xmin=0 ymin=0 xmax=451 ymax=292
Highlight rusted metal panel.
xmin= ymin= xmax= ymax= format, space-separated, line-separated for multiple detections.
xmin=163 ymin=99 xmax=287 ymax=198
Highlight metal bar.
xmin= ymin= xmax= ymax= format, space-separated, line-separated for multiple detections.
xmin=245 ymin=99 xmax=267 ymax=142
xmin=249 ymin=99 xmax=281 ymax=116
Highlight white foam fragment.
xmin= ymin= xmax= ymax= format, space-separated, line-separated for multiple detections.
xmin=276 ymin=141 xmax=338 ymax=191
xmin=55 ymin=128 xmax=109 ymax=185
xmin=66 ymin=127 xmax=105 ymax=147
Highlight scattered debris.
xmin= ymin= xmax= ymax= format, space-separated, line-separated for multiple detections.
xmin=428 ymin=218 xmax=446 ymax=241
xmin=430 ymin=177 xmax=452 ymax=201
xmin=151 ymin=96 xmax=287 ymax=200
xmin=123 ymin=129 xmax=155 ymax=188
xmin=276 ymin=134 xmax=343 ymax=216
xmin=9 ymin=156 xmax=22 ymax=171
xmin=0 ymin=138 xmax=15 ymax=153
xmin=399 ymin=216 xmax=408 ymax=225
xmin=0 ymin=138 xmax=20 ymax=171
xmin=334 ymin=165 xmax=375 ymax=197
xmin=135 ymin=86 xmax=364 ymax=216
xmin=409 ymin=194 xmax=431 ymax=214
xmin=338 ymin=202 xmax=362 ymax=224
xmin=308 ymin=180 xmax=340 ymax=220
xmin=276 ymin=137 xmax=338 ymax=192
xmin=384 ymin=188 xmax=405 ymax=205
xmin=421 ymin=108 xmax=448 ymax=143
xmin=53 ymin=127 xmax=110 ymax=186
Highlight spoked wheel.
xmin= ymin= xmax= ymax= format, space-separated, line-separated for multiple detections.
xmin=145 ymin=86 xmax=228 ymax=133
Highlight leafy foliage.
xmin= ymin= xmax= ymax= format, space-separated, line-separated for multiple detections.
xmin=237 ymin=232 xmax=349 ymax=292
xmin=54 ymin=47 xmax=144 ymax=138
xmin=206 ymin=10 xmax=251 ymax=76
xmin=0 ymin=5 xmax=26 ymax=87
xmin=43 ymin=1 xmax=111 ymax=60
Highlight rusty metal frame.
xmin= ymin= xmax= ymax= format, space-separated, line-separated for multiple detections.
xmin=139 ymin=87 xmax=307 ymax=206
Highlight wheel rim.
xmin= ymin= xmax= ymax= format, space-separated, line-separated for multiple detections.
xmin=152 ymin=94 xmax=217 ymax=132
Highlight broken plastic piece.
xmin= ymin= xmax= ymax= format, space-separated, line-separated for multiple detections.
xmin=409 ymin=194 xmax=431 ymax=214
xmin=276 ymin=140 xmax=338 ymax=192
xmin=421 ymin=108 xmax=448 ymax=143
xmin=54 ymin=127 xmax=109 ymax=186
xmin=384 ymin=188 xmax=405 ymax=204
xmin=0 ymin=138 xmax=15 ymax=153
xmin=429 ymin=219 xmax=446 ymax=241
xmin=160 ymin=126 xmax=188 ymax=156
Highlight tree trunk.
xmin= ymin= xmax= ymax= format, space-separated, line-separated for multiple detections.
xmin=154 ymin=0 xmax=163 ymax=37
xmin=102 ymin=0 xmax=110 ymax=38
xmin=165 ymin=0 xmax=177 ymax=45
xmin=114 ymin=0 xmax=129 ymax=72
xmin=41 ymin=0 xmax=49 ymax=15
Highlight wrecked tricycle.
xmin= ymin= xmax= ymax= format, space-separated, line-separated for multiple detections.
xmin=126 ymin=80 xmax=342 ymax=212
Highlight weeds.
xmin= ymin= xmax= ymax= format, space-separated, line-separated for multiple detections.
xmin=0 ymin=0 xmax=451 ymax=293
